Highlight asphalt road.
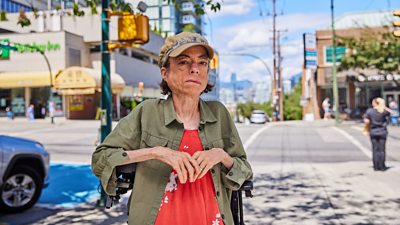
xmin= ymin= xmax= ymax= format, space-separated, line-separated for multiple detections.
xmin=1 ymin=118 xmax=400 ymax=225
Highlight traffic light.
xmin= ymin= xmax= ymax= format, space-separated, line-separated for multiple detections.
xmin=394 ymin=10 xmax=400 ymax=37
xmin=117 ymin=13 xmax=149 ymax=44
xmin=210 ymin=53 xmax=219 ymax=70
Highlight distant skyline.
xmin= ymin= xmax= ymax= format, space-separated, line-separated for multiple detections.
xmin=205 ymin=0 xmax=400 ymax=82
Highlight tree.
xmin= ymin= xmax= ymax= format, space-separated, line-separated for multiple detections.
xmin=338 ymin=31 xmax=400 ymax=73
xmin=4 ymin=0 xmax=222 ymax=28
xmin=283 ymin=82 xmax=302 ymax=120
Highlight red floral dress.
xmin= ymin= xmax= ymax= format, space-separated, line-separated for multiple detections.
xmin=154 ymin=130 xmax=225 ymax=225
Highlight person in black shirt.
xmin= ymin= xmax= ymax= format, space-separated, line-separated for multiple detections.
xmin=364 ymin=98 xmax=392 ymax=171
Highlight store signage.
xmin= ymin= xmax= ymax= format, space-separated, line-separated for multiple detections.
xmin=324 ymin=46 xmax=346 ymax=64
xmin=303 ymin=33 xmax=317 ymax=69
xmin=357 ymin=74 xmax=400 ymax=82
xmin=0 ymin=38 xmax=61 ymax=54
xmin=0 ymin=38 xmax=10 ymax=59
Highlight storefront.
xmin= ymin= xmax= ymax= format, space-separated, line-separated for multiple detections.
xmin=0 ymin=71 xmax=62 ymax=118
xmin=0 ymin=31 xmax=89 ymax=118
xmin=54 ymin=66 xmax=125 ymax=120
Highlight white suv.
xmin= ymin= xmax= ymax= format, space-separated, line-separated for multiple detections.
xmin=250 ymin=110 xmax=269 ymax=124
xmin=0 ymin=135 xmax=50 ymax=213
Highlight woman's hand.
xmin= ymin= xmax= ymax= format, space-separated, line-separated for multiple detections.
xmin=192 ymin=148 xmax=234 ymax=180
xmin=153 ymin=147 xmax=201 ymax=183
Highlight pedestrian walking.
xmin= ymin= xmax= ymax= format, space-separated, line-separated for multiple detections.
xmin=364 ymin=98 xmax=392 ymax=171
xmin=5 ymin=106 xmax=14 ymax=120
xmin=26 ymin=104 xmax=35 ymax=121
xmin=322 ymin=97 xmax=331 ymax=120
xmin=389 ymin=99 xmax=399 ymax=126
xmin=92 ymin=32 xmax=253 ymax=225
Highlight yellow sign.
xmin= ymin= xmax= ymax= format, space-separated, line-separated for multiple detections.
xmin=69 ymin=96 xmax=84 ymax=111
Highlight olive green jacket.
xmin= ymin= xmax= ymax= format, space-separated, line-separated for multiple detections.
xmin=91 ymin=97 xmax=253 ymax=225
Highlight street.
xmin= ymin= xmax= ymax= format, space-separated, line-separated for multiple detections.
xmin=0 ymin=118 xmax=400 ymax=224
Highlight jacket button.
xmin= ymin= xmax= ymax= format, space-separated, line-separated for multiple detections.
xmin=211 ymin=169 xmax=215 ymax=174
xmin=122 ymin=152 xmax=127 ymax=157
xmin=221 ymin=214 xmax=225 ymax=219
xmin=198 ymin=126 xmax=203 ymax=131
xmin=216 ymin=191 xmax=220 ymax=197
xmin=228 ymin=172 xmax=233 ymax=176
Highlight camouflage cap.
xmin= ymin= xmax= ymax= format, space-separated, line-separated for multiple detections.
xmin=158 ymin=32 xmax=214 ymax=68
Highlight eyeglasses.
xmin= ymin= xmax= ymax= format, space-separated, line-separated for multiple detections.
xmin=173 ymin=58 xmax=209 ymax=71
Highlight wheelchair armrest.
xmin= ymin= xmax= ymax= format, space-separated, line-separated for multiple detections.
xmin=239 ymin=180 xmax=253 ymax=191
xmin=105 ymin=163 xmax=137 ymax=209
xmin=239 ymin=180 xmax=253 ymax=198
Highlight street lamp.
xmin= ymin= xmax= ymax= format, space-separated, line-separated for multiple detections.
xmin=220 ymin=52 xmax=273 ymax=99
xmin=220 ymin=52 xmax=274 ymax=122
xmin=7 ymin=42 xmax=55 ymax=124
xmin=36 ymin=49 xmax=55 ymax=124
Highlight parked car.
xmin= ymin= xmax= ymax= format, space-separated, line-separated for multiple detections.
xmin=250 ymin=110 xmax=269 ymax=124
xmin=0 ymin=135 xmax=50 ymax=213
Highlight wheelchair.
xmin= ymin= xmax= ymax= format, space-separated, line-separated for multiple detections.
xmin=105 ymin=164 xmax=253 ymax=225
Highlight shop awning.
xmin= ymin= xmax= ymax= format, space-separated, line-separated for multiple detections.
xmin=54 ymin=67 xmax=125 ymax=95
xmin=0 ymin=71 xmax=56 ymax=88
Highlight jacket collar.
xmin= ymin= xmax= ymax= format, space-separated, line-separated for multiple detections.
xmin=163 ymin=95 xmax=217 ymax=126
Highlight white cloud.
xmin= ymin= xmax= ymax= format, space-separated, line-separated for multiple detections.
xmin=207 ymin=0 xmax=255 ymax=17
xmin=219 ymin=55 xmax=273 ymax=82
xmin=215 ymin=12 xmax=330 ymax=82
xmin=215 ymin=12 xmax=329 ymax=52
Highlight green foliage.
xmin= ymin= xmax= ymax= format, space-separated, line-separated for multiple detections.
xmin=237 ymin=101 xmax=273 ymax=119
xmin=339 ymin=32 xmax=400 ymax=73
xmin=13 ymin=0 xmax=222 ymax=27
xmin=182 ymin=24 xmax=196 ymax=33
xmin=283 ymin=82 xmax=303 ymax=120
xmin=0 ymin=11 xmax=7 ymax=21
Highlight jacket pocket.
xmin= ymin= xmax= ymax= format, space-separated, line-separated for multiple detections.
xmin=141 ymin=133 xmax=169 ymax=169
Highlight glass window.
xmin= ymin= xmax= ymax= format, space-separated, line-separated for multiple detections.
xmin=146 ymin=0 xmax=159 ymax=6
xmin=147 ymin=7 xmax=159 ymax=18
xmin=162 ymin=19 xmax=171 ymax=31
xmin=162 ymin=6 xmax=171 ymax=18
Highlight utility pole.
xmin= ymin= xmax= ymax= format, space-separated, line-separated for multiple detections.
xmin=330 ymin=0 xmax=339 ymax=124
xmin=277 ymin=30 xmax=284 ymax=122
xmin=272 ymin=0 xmax=278 ymax=121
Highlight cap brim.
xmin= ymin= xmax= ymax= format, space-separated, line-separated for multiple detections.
xmin=169 ymin=43 xmax=214 ymax=59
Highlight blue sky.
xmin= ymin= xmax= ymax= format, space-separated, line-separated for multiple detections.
xmin=206 ymin=0 xmax=400 ymax=82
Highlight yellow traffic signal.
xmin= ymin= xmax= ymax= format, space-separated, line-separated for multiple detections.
xmin=117 ymin=14 xmax=149 ymax=44
xmin=118 ymin=15 xmax=137 ymax=41
xmin=210 ymin=53 xmax=219 ymax=69
xmin=394 ymin=10 xmax=400 ymax=37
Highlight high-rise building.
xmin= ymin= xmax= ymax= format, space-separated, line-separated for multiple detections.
xmin=145 ymin=0 xmax=204 ymax=36
xmin=0 ymin=0 xmax=86 ymax=12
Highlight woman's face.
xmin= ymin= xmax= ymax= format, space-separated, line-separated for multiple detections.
xmin=161 ymin=46 xmax=209 ymax=97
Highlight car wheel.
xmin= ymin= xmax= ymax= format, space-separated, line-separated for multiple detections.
xmin=0 ymin=165 xmax=43 ymax=213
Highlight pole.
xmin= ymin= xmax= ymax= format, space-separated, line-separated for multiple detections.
xmin=331 ymin=0 xmax=339 ymax=124
xmin=98 ymin=0 xmax=112 ymax=207
xmin=277 ymin=31 xmax=284 ymax=121
xmin=272 ymin=0 xmax=277 ymax=121
xmin=40 ymin=51 xmax=55 ymax=124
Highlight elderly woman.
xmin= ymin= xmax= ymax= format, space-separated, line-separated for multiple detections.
xmin=91 ymin=32 xmax=253 ymax=225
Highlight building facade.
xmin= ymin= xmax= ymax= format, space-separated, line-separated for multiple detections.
xmin=316 ymin=10 xmax=400 ymax=117
xmin=0 ymin=7 xmax=164 ymax=119
xmin=145 ymin=0 xmax=204 ymax=36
